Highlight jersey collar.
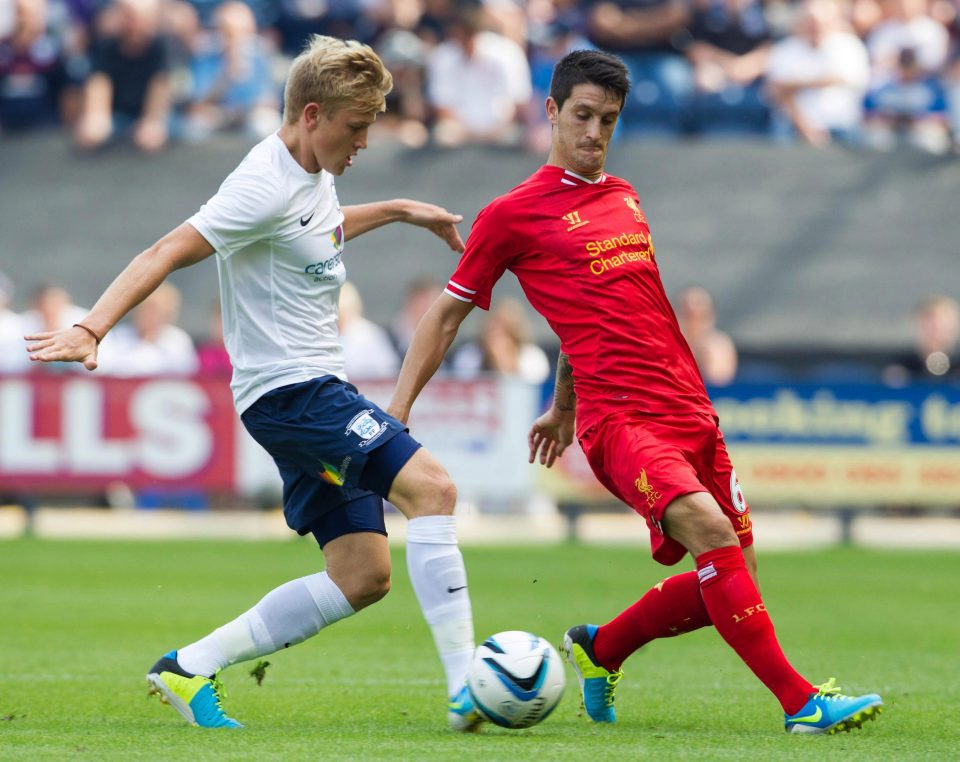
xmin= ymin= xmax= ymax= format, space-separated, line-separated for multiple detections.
xmin=541 ymin=165 xmax=607 ymax=187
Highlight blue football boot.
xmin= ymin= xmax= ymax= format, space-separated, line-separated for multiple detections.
xmin=560 ymin=624 xmax=623 ymax=723
xmin=448 ymin=683 xmax=484 ymax=732
xmin=784 ymin=678 xmax=883 ymax=734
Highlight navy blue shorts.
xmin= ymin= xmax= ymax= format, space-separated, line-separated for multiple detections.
xmin=241 ymin=376 xmax=421 ymax=544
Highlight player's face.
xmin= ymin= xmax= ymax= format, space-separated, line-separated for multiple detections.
xmin=547 ymin=84 xmax=621 ymax=178
xmin=309 ymin=106 xmax=378 ymax=175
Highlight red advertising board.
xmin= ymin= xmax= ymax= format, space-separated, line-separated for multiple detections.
xmin=0 ymin=375 xmax=237 ymax=491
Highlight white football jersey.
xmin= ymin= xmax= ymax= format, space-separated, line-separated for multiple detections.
xmin=188 ymin=133 xmax=347 ymax=414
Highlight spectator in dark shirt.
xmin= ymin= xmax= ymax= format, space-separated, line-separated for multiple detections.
xmin=527 ymin=2 xmax=591 ymax=151
xmin=0 ymin=0 xmax=79 ymax=133
xmin=582 ymin=0 xmax=693 ymax=133
xmin=884 ymin=294 xmax=960 ymax=384
xmin=416 ymin=0 xmax=458 ymax=48
xmin=373 ymin=29 xmax=430 ymax=148
xmin=74 ymin=0 xmax=171 ymax=152
xmin=271 ymin=0 xmax=387 ymax=56
xmin=684 ymin=0 xmax=772 ymax=134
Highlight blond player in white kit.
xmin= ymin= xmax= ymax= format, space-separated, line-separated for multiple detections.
xmin=25 ymin=36 xmax=483 ymax=732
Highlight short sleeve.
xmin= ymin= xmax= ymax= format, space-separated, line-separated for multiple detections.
xmin=187 ymin=168 xmax=285 ymax=259
xmin=89 ymin=39 xmax=116 ymax=77
xmin=444 ymin=202 xmax=515 ymax=311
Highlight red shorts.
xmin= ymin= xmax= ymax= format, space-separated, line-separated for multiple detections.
xmin=579 ymin=412 xmax=753 ymax=566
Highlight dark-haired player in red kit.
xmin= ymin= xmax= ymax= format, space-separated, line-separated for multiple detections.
xmin=388 ymin=49 xmax=883 ymax=735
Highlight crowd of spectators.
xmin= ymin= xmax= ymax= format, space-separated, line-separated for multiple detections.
xmin=1 ymin=0 xmax=959 ymax=154
xmin=3 ymin=269 xmax=958 ymax=385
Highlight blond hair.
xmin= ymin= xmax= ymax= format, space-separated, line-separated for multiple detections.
xmin=283 ymin=35 xmax=393 ymax=124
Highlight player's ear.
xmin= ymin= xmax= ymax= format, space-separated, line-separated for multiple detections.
xmin=545 ymin=97 xmax=558 ymax=126
xmin=303 ymin=102 xmax=322 ymax=128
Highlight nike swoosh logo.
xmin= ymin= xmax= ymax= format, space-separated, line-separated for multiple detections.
xmin=300 ymin=212 xmax=315 ymax=226
xmin=790 ymin=706 xmax=822 ymax=723
xmin=447 ymin=585 xmax=467 ymax=593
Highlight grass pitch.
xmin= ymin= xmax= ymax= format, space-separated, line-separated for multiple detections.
xmin=0 ymin=538 xmax=956 ymax=760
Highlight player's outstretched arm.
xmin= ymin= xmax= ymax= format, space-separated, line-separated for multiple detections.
xmin=388 ymin=294 xmax=474 ymax=423
xmin=528 ymin=352 xmax=576 ymax=468
xmin=342 ymin=199 xmax=464 ymax=252
xmin=24 ymin=223 xmax=215 ymax=370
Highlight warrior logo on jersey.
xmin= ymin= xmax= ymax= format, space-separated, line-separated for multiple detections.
xmin=330 ymin=224 xmax=344 ymax=253
xmin=635 ymin=469 xmax=663 ymax=508
xmin=562 ymin=210 xmax=589 ymax=231
xmin=624 ymin=197 xmax=645 ymax=224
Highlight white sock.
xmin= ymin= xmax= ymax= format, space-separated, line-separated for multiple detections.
xmin=406 ymin=515 xmax=476 ymax=697
xmin=176 ymin=571 xmax=355 ymax=676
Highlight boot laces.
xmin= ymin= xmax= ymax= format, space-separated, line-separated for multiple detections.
xmin=813 ymin=677 xmax=844 ymax=700
xmin=211 ymin=673 xmax=229 ymax=710
xmin=603 ymin=670 xmax=623 ymax=707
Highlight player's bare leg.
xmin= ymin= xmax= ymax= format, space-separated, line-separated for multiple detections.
xmin=322 ymin=532 xmax=392 ymax=611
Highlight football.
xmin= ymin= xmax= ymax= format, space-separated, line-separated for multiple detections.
xmin=467 ymin=630 xmax=566 ymax=728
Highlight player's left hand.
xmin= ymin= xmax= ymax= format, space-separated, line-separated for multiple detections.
xmin=403 ymin=200 xmax=465 ymax=252
xmin=528 ymin=407 xmax=575 ymax=468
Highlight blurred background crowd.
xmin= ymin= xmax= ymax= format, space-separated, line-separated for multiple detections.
xmin=1 ymin=0 xmax=958 ymax=387
xmin=2 ymin=271 xmax=958 ymax=386
xmin=2 ymin=0 xmax=960 ymax=155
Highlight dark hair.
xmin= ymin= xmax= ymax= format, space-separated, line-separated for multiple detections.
xmin=549 ymin=50 xmax=631 ymax=111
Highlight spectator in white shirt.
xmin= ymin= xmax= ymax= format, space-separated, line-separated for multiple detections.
xmin=867 ymin=0 xmax=949 ymax=79
xmin=451 ymin=297 xmax=550 ymax=384
xmin=339 ymin=280 xmax=400 ymax=380
xmin=97 ymin=282 xmax=198 ymax=376
xmin=426 ymin=2 xmax=532 ymax=146
xmin=19 ymin=284 xmax=92 ymax=373
xmin=765 ymin=0 xmax=871 ymax=146
xmin=0 ymin=272 xmax=28 ymax=374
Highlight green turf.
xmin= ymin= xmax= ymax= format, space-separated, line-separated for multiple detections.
xmin=0 ymin=538 xmax=956 ymax=760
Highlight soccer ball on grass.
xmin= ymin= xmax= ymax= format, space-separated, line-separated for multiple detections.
xmin=466 ymin=630 xmax=566 ymax=728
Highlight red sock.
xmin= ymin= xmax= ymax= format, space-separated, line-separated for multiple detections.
xmin=696 ymin=546 xmax=813 ymax=714
xmin=593 ymin=571 xmax=711 ymax=670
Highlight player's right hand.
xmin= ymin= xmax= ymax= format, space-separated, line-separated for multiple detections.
xmin=528 ymin=407 xmax=575 ymax=469
xmin=25 ymin=326 xmax=99 ymax=371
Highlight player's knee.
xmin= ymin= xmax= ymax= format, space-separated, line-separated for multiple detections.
xmin=345 ymin=568 xmax=391 ymax=610
xmin=430 ymin=474 xmax=458 ymax=515
xmin=695 ymin=509 xmax=739 ymax=550
xmin=389 ymin=450 xmax=458 ymax=517
xmin=363 ymin=572 xmax=391 ymax=606
xmin=412 ymin=467 xmax=458 ymax=516
xmin=664 ymin=493 xmax=738 ymax=554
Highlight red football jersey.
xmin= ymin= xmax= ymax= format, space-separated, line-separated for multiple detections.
xmin=445 ymin=165 xmax=715 ymax=435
